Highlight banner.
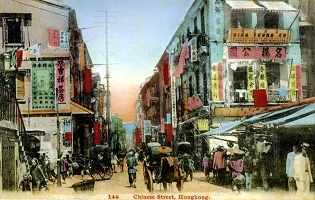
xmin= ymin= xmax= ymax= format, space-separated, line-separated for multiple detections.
xmin=295 ymin=65 xmax=302 ymax=101
xmin=160 ymin=118 xmax=165 ymax=134
xmin=85 ymin=68 xmax=92 ymax=93
xmin=79 ymin=43 xmax=86 ymax=70
xmin=289 ymin=65 xmax=297 ymax=100
xmin=94 ymin=122 xmax=101 ymax=145
xmin=211 ymin=63 xmax=224 ymax=101
xmin=135 ymin=128 xmax=141 ymax=147
xmin=144 ymin=120 xmax=151 ymax=136
xmin=55 ymin=61 xmax=66 ymax=103
xmin=188 ymin=95 xmax=203 ymax=111
xmin=167 ymin=123 xmax=173 ymax=142
xmin=163 ymin=63 xmax=169 ymax=86
xmin=258 ymin=65 xmax=267 ymax=89
xmin=247 ymin=65 xmax=255 ymax=102
xmin=172 ymin=41 xmax=189 ymax=77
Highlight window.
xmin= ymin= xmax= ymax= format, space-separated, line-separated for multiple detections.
xmin=231 ymin=13 xmax=245 ymax=28
xmin=1 ymin=13 xmax=31 ymax=47
xmin=200 ymin=7 xmax=205 ymax=33
xmin=264 ymin=12 xmax=279 ymax=28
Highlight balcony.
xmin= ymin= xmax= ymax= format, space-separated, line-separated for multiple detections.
xmin=232 ymin=88 xmax=294 ymax=104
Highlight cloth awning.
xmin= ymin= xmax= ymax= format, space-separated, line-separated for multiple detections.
xmin=281 ymin=112 xmax=315 ymax=127
xmin=198 ymin=120 xmax=244 ymax=137
xmin=243 ymin=105 xmax=304 ymax=124
xmin=258 ymin=1 xmax=298 ymax=12
xmin=25 ymin=127 xmax=45 ymax=136
xmin=226 ymin=1 xmax=265 ymax=12
xmin=265 ymin=104 xmax=315 ymax=124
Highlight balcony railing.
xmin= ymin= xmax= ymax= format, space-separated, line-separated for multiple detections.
xmin=0 ymin=87 xmax=29 ymax=158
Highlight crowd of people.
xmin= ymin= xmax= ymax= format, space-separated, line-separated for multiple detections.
xmin=201 ymin=140 xmax=313 ymax=196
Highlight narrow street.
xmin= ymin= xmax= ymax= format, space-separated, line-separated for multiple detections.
xmin=1 ymin=161 xmax=313 ymax=200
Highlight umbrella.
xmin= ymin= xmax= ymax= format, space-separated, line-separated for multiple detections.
xmin=156 ymin=146 xmax=172 ymax=155
xmin=228 ymin=147 xmax=244 ymax=154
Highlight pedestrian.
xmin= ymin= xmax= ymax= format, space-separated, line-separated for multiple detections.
xmin=213 ymin=146 xmax=227 ymax=185
xmin=228 ymin=147 xmax=245 ymax=193
xmin=294 ymin=142 xmax=313 ymax=197
xmin=158 ymin=152 xmax=174 ymax=190
xmin=119 ymin=150 xmax=126 ymax=172
xmin=66 ymin=154 xmax=73 ymax=177
xmin=126 ymin=150 xmax=138 ymax=188
xmin=202 ymin=154 xmax=210 ymax=180
xmin=19 ymin=173 xmax=31 ymax=192
xmin=61 ymin=155 xmax=70 ymax=183
xmin=111 ymin=152 xmax=119 ymax=173
xmin=243 ymin=149 xmax=254 ymax=191
xmin=30 ymin=158 xmax=48 ymax=191
xmin=286 ymin=144 xmax=300 ymax=192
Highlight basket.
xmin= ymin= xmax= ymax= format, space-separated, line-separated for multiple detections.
xmin=72 ymin=180 xmax=95 ymax=193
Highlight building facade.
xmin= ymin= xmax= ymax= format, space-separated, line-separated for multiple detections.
xmin=138 ymin=0 xmax=314 ymax=160
xmin=0 ymin=0 xmax=99 ymax=190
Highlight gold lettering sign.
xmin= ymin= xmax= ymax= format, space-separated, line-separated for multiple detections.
xmin=229 ymin=29 xmax=291 ymax=44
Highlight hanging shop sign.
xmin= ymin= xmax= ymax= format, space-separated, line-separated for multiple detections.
xmin=198 ymin=119 xmax=209 ymax=131
xmin=228 ymin=29 xmax=291 ymax=44
xmin=228 ymin=46 xmax=286 ymax=60
xmin=211 ymin=63 xmax=224 ymax=101
xmin=247 ymin=65 xmax=255 ymax=102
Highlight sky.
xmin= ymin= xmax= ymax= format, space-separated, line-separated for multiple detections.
xmin=63 ymin=0 xmax=194 ymax=122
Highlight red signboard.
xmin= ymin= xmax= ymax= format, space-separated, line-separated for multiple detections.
xmin=228 ymin=46 xmax=286 ymax=60
xmin=94 ymin=122 xmax=100 ymax=145
xmin=253 ymin=89 xmax=267 ymax=107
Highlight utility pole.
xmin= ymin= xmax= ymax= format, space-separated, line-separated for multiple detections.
xmin=104 ymin=10 xmax=112 ymax=148
xmin=56 ymin=88 xmax=61 ymax=187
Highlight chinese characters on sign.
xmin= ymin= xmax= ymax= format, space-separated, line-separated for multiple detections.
xmin=55 ymin=61 xmax=66 ymax=103
xmin=259 ymin=65 xmax=267 ymax=89
xmin=247 ymin=65 xmax=255 ymax=102
xmin=32 ymin=61 xmax=55 ymax=109
xmin=211 ymin=63 xmax=224 ymax=101
xmin=228 ymin=46 xmax=286 ymax=59
xmin=48 ymin=29 xmax=69 ymax=49
xmin=229 ymin=29 xmax=291 ymax=44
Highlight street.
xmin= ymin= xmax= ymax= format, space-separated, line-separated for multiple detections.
xmin=1 ymin=161 xmax=314 ymax=200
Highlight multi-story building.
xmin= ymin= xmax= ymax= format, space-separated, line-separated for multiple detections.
xmin=0 ymin=0 xmax=99 ymax=190
xmin=139 ymin=0 xmax=314 ymax=162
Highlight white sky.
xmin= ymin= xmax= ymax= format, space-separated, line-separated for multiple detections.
xmin=63 ymin=0 xmax=194 ymax=87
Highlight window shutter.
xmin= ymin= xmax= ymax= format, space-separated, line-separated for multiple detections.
xmin=20 ymin=18 xmax=24 ymax=44
xmin=2 ymin=18 xmax=8 ymax=47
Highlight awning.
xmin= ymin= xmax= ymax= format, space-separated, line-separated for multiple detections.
xmin=226 ymin=1 xmax=265 ymax=12
xmin=243 ymin=105 xmax=304 ymax=124
xmin=258 ymin=1 xmax=298 ymax=12
xmin=198 ymin=120 xmax=244 ymax=137
xmin=281 ymin=112 xmax=315 ymax=127
xmin=71 ymin=101 xmax=94 ymax=114
xmin=265 ymin=104 xmax=315 ymax=124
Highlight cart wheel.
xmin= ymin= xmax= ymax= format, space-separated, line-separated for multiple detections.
xmin=90 ymin=163 xmax=103 ymax=180
xmin=146 ymin=170 xmax=153 ymax=192
xmin=102 ymin=166 xmax=113 ymax=180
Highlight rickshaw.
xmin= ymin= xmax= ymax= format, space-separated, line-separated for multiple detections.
xmin=73 ymin=144 xmax=113 ymax=180
xmin=143 ymin=142 xmax=184 ymax=192
xmin=177 ymin=142 xmax=194 ymax=181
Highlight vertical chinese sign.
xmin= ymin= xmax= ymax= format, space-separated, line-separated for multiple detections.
xmin=32 ymin=61 xmax=55 ymax=109
xmin=247 ymin=65 xmax=255 ymax=102
xmin=289 ymin=65 xmax=302 ymax=101
xmin=56 ymin=61 xmax=66 ymax=104
xmin=48 ymin=29 xmax=60 ymax=47
xmin=211 ymin=63 xmax=224 ymax=101
xmin=258 ymin=65 xmax=267 ymax=89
